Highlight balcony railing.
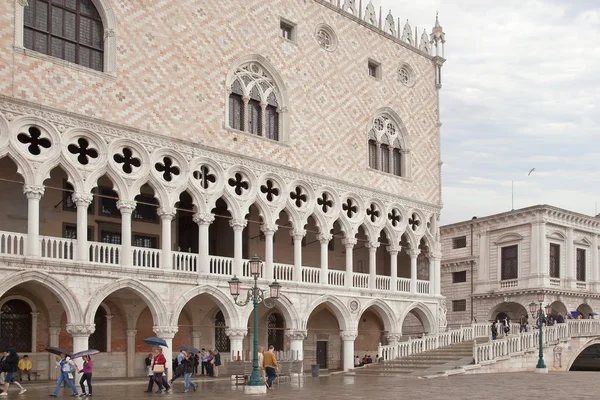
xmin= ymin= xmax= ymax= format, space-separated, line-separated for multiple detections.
xmin=0 ymin=231 xmax=444 ymax=295
xmin=500 ymin=279 xmax=518 ymax=289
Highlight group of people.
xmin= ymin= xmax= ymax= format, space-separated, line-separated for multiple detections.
xmin=144 ymin=347 xmax=224 ymax=393
xmin=50 ymin=352 xmax=93 ymax=397
xmin=490 ymin=312 xmax=594 ymax=340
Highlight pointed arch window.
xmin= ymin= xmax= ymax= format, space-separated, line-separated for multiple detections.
xmin=214 ymin=311 xmax=230 ymax=352
xmin=267 ymin=313 xmax=284 ymax=351
xmin=0 ymin=300 xmax=32 ymax=352
xmin=367 ymin=114 xmax=409 ymax=177
xmin=227 ymin=61 xmax=286 ymax=141
xmin=23 ymin=0 xmax=105 ymax=72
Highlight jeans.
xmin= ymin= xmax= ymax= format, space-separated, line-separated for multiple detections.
xmin=265 ymin=367 xmax=277 ymax=388
xmin=53 ymin=372 xmax=78 ymax=396
xmin=183 ymin=373 xmax=196 ymax=392
xmin=79 ymin=373 xmax=92 ymax=395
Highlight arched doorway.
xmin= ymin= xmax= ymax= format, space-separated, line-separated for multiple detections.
xmin=267 ymin=313 xmax=285 ymax=351
xmin=576 ymin=304 xmax=593 ymax=319
xmin=488 ymin=302 xmax=528 ymax=323
xmin=549 ymin=301 xmax=568 ymax=317
xmin=89 ymin=306 xmax=107 ymax=352
xmin=306 ymin=304 xmax=344 ymax=370
xmin=0 ymin=299 xmax=32 ymax=352
xmin=356 ymin=307 xmax=385 ymax=355
xmin=401 ymin=305 xmax=434 ymax=337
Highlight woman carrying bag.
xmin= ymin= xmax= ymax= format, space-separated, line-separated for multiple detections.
xmin=151 ymin=348 xmax=170 ymax=393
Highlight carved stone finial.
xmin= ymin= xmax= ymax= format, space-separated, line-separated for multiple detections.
xmin=384 ymin=10 xmax=396 ymax=36
xmin=364 ymin=1 xmax=377 ymax=26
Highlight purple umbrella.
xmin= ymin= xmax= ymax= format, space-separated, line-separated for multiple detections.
xmin=45 ymin=347 xmax=73 ymax=357
xmin=71 ymin=349 xmax=100 ymax=359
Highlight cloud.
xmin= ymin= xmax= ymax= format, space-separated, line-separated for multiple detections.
xmin=369 ymin=0 xmax=600 ymax=223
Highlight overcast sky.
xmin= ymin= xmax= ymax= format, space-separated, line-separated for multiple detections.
xmin=375 ymin=0 xmax=600 ymax=224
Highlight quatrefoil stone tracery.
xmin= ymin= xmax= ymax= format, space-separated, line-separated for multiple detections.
xmin=155 ymin=156 xmax=180 ymax=182
xmin=113 ymin=148 xmax=141 ymax=174
xmin=408 ymin=213 xmax=421 ymax=231
xmin=17 ymin=126 xmax=51 ymax=156
xmin=317 ymin=192 xmax=333 ymax=213
xmin=388 ymin=209 xmax=401 ymax=227
xmin=260 ymin=180 xmax=280 ymax=202
xmin=366 ymin=203 xmax=380 ymax=223
xmin=228 ymin=173 xmax=249 ymax=196
xmin=342 ymin=198 xmax=358 ymax=218
xmin=290 ymin=187 xmax=307 ymax=208
xmin=68 ymin=138 xmax=98 ymax=165
xmin=193 ymin=165 xmax=216 ymax=189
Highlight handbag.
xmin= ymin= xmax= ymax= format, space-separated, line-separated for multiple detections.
xmin=152 ymin=364 xmax=165 ymax=373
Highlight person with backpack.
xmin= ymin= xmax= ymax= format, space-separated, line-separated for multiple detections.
xmin=50 ymin=353 xmax=79 ymax=397
xmin=0 ymin=347 xmax=26 ymax=395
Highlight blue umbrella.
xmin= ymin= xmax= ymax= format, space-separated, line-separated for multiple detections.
xmin=72 ymin=349 xmax=100 ymax=359
xmin=143 ymin=337 xmax=168 ymax=347
xmin=45 ymin=347 xmax=73 ymax=357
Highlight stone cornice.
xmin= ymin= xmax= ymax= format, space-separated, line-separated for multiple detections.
xmin=473 ymin=288 xmax=600 ymax=300
xmin=441 ymin=256 xmax=477 ymax=267
xmin=0 ymin=96 xmax=441 ymax=215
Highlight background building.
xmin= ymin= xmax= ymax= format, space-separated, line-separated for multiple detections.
xmin=0 ymin=0 xmax=446 ymax=376
xmin=441 ymin=205 xmax=600 ymax=328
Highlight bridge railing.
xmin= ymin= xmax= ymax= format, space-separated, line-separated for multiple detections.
xmin=473 ymin=320 xmax=600 ymax=365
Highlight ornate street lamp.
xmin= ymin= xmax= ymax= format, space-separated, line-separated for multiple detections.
xmin=228 ymin=255 xmax=281 ymax=393
xmin=528 ymin=293 xmax=550 ymax=373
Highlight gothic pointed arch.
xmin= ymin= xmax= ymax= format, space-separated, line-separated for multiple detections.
xmin=225 ymin=55 xmax=289 ymax=142
xmin=170 ymin=285 xmax=240 ymax=329
xmin=367 ymin=107 xmax=411 ymax=178
xmin=303 ymin=295 xmax=354 ymax=331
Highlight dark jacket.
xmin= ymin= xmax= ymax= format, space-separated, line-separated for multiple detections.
xmin=4 ymin=347 xmax=19 ymax=373
xmin=214 ymin=353 xmax=221 ymax=367
xmin=182 ymin=356 xmax=194 ymax=374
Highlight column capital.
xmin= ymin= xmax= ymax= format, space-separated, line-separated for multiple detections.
xmin=116 ymin=199 xmax=136 ymax=213
xmin=225 ymin=328 xmax=248 ymax=340
xmin=105 ymin=314 xmax=114 ymax=321
xmin=17 ymin=0 xmax=29 ymax=8
xmin=366 ymin=241 xmax=380 ymax=250
xmin=193 ymin=212 xmax=215 ymax=225
xmin=408 ymin=249 xmax=421 ymax=258
xmin=291 ymin=229 xmax=306 ymax=240
xmin=23 ymin=184 xmax=44 ymax=199
xmin=342 ymin=238 xmax=357 ymax=248
xmin=66 ymin=324 xmax=96 ymax=336
xmin=126 ymin=329 xmax=137 ymax=337
xmin=285 ymin=329 xmax=308 ymax=340
xmin=49 ymin=326 xmax=62 ymax=336
xmin=385 ymin=332 xmax=402 ymax=342
xmin=317 ymin=233 xmax=333 ymax=244
xmin=157 ymin=207 xmax=177 ymax=220
xmin=30 ymin=311 xmax=39 ymax=318
xmin=153 ymin=325 xmax=178 ymax=339
xmin=229 ymin=219 xmax=247 ymax=231
xmin=340 ymin=330 xmax=358 ymax=341
xmin=260 ymin=224 xmax=278 ymax=235
xmin=72 ymin=192 xmax=93 ymax=207
xmin=192 ymin=331 xmax=203 ymax=339
xmin=387 ymin=245 xmax=402 ymax=255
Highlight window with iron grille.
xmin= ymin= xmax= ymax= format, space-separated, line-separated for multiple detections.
xmin=23 ymin=0 xmax=104 ymax=71
xmin=214 ymin=311 xmax=230 ymax=353
xmin=100 ymin=188 xmax=120 ymax=217
xmin=0 ymin=300 xmax=32 ymax=352
xmin=265 ymin=105 xmax=279 ymax=141
xmin=500 ymin=245 xmax=518 ymax=280
xmin=452 ymin=236 xmax=467 ymax=249
xmin=452 ymin=271 xmax=467 ymax=283
xmin=452 ymin=300 xmax=467 ymax=312
xmin=133 ymin=194 xmax=158 ymax=223
xmin=88 ymin=306 xmax=107 ymax=352
xmin=228 ymin=93 xmax=244 ymax=131
xmin=549 ymin=243 xmax=560 ymax=278
xmin=576 ymin=248 xmax=586 ymax=282
xmin=267 ymin=313 xmax=285 ymax=351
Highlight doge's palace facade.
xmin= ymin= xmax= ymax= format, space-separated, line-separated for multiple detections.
xmin=0 ymin=0 xmax=446 ymax=376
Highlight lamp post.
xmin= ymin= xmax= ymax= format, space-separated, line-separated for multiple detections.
xmin=228 ymin=255 xmax=281 ymax=394
xmin=528 ymin=292 xmax=552 ymax=373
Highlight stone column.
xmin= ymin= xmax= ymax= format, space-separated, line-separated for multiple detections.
xmin=291 ymin=229 xmax=306 ymax=282
xmin=105 ymin=315 xmax=113 ymax=352
xmin=409 ymin=249 xmax=420 ymax=294
xmin=117 ymin=200 xmax=136 ymax=267
xmin=158 ymin=207 xmax=176 ymax=270
xmin=193 ymin=212 xmax=214 ymax=275
xmin=539 ymin=220 xmax=547 ymax=286
xmin=192 ymin=331 xmax=202 ymax=351
xmin=429 ymin=255 xmax=438 ymax=295
xmin=285 ymin=330 xmax=307 ymax=362
xmin=592 ymin=235 xmax=599 ymax=291
xmin=260 ymin=102 xmax=267 ymax=137
xmin=24 ymin=185 xmax=44 ymax=257
xmin=126 ymin=329 xmax=137 ymax=377
xmin=230 ymin=219 xmax=247 ymax=277
xmin=478 ymin=230 xmax=489 ymax=283
xmin=566 ymin=228 xmax=574 ymax=288
xmin=435 ymin=257 xmax=442 ymax=295
xmin=73 ymin=192 xmax=93 ymax=262
xmin=343 ymin=238 xmax=357 ymax=288
xmin=387 ymin=245 xmax=400 ymax=292
xmin=67 ymin=324 xmax=95 ymax=373
xmin=153 ymin=326 xmax=178 ymax=380
xmin=49 ymin=327 xmax=61 ymax=380
xmin=340 ymin=331 xmax=357 ymax=372
xmin=31 ymin=312 xmax=39 ymax=353
xmin=226 ymin=328 xmax=247 ymax=361
xmin=261 ymin=224 xmax=277 ymax=281
xmin=367 ymin=241 xmax=379 ymax=290
xmin=242 ymin=96 xmax=250 ymax=132
xmin=318 ymin=233 xmax=332 ymax=285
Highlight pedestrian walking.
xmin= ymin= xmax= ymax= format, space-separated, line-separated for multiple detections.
xmin=257 ymin=346 xmax=266 ymax=384
xmin=181 ymin=353 xmax=197 ymax=393
xmin=491 ymin=321 xmax=498 ymax=340
xmin=151 ymin=347 xmax=170 ymax=393
xmin=212 ymin=350 xmax=221 ymax=378
xmin=0 ymin=347 xmax=26 ymax=395
xmin=50 ymin=353 xmax=79 ymax=397
xmin=78 ymin=356 xmax=93 ymax=397
xmin=263 ymin=345 xmax=278 ymax=390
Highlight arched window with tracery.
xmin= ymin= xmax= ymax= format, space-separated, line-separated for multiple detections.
xmin=227 ymin=61 xmax=286 ymax=141
xmin=0 ymin=300 xmax=32 ymax=352
xmin=23 ymin=0 xmax=105 ymax=71
xmin=214 ymin=311 xmax=230 ymax=352
xmin=367 ymin=112 xmax=410 ymax=177
xmin=89 ymin=306 xmax=107 ymax=352
xmin=267 ymin=313 xmax=284 ymax=351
